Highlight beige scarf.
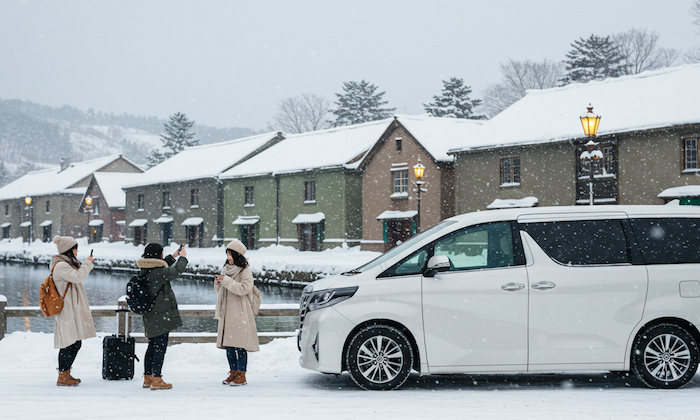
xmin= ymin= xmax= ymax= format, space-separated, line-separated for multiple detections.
xmin=214 ymin=264 xmax=243 ymax=320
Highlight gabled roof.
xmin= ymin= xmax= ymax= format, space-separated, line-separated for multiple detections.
xmin=87 ymin=172 xmax=145 ymax=208
xmin=0 ymin=155 xmax=137 ymax=201
xmin=219 ymin=119 xmax=393 ymax=179
xmin=123 ymin=132 xmax=284 ymax=188
xmin=450 ymin=64 xmax=700 ymax=154
xmin=356 ymin=114 xmax=484 ymax=169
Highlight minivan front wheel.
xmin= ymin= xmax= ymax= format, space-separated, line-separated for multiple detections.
xmin=631 ymin=323 xmax=699 ymax=389
xmin=345 ymin=324 xmax=414 ymax=390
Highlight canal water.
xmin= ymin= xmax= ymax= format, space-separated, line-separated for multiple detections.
xmin=0 ymin=263 xmax=303 ymax=335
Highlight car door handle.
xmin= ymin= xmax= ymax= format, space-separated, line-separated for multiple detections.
xmin=531 ymin=281 xmax=556 ymax=290
xmin=501 ymin=282 xmax=525 ymax=292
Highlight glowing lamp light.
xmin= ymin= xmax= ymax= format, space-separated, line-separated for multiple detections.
xmin=24 ymin=197 xmax=32 ymax=206
xmin=580 ymin=104 xmax=601 ymax=137
xmin=85 ymin=197 xmax=93 ymax=207
xmin=413 ymin=163 xmax=425 ymax=180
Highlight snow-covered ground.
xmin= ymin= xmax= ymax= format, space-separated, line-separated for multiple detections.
xmin=1 ymin=331 xmax=697 ymax=419
xmin=0 ymin=237 xmax=381 ymax=281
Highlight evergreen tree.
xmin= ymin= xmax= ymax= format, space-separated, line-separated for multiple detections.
xmin=330 ymin=80 xmax=396 ymax=127
xmin=423 ymin=77 xmax=487 ymax=119
xmin=559 ymin=34 xmax=625 ymax=85
xmin=148 ymin=112 xmax=199 ymax=168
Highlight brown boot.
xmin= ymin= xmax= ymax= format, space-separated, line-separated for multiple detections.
xmin=222 ymin=370 xmax=238 ymax=385
xmin=57 ymin=370 xmax=80 ymax=387
xmin=232 ymin=371 xmax=247 ymax=386
xmin=150 ymin=376 xmax=172 ymax=390
xmin=143 ymin=374 xmax=153 ymax=389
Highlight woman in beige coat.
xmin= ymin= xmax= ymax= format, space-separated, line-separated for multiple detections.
xmin=214 ymin=240 xmax=259 ymax=386
xmin=51 ymin=236 xmax=95 ymax=386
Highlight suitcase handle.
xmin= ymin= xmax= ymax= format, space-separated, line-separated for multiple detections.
xmin=116 ymin=308 xmax=130 ymax=339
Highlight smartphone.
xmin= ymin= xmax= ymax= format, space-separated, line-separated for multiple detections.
xmin=178 ymin=244 xmax=184 ymax=252
xmin=90 ymin=249 xmax=93 ymax=257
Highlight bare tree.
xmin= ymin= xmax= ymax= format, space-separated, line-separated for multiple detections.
xmin=687 ymin=0 xmax=700 ymax=63
xmin=612 ymin=28 xmax=679 ymax=74
xmin=482 ymin=58 xmax=563 ymax=116
xmin=268 ymin=94 xmax=331 ymax=134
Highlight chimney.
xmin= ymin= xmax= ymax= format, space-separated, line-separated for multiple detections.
xmin=60 ymin=157 xmax=70 ymax=171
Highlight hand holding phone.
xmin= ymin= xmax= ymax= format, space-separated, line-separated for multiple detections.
xmin=90 ymin=249 xmax=94 ymax=257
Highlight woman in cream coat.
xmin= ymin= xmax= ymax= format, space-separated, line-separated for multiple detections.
xmin=51 ymin=236 xmax=94 ymax=386
xmin=214 ymin=240 xmax=259 ymax=386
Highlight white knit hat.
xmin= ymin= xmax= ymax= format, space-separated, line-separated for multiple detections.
xmin=226 ymin=240 xmax=246 ymax=256
xmin=53 ymin=236 xmax=78 ymax=254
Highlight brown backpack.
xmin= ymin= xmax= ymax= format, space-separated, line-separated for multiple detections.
xmin=38 ymin=263 xmax=71 ymax=317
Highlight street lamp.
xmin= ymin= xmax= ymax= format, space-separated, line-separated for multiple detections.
xmin=413 ymin=161 xmax=426 ymax=234
xmin=24 ymin=196 xmax=34 ymax=243
xmin=579 ymin=105 xmax=602 ymax=206
xmin=84 ymin=196 xmax=93 ymax=242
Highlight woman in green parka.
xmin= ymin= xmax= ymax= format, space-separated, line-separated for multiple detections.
xmin=136 ymin=243 xmax=188 ymax=390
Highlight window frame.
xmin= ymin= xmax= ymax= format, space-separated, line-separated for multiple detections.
xmin=162 ymin=191 xmax=171 ymax=210
xmin=137 ymin=194 xmax=144 ymax=211
xmin=304 ymin=180 xmax=316 ymax=203
xmin=500 ymin=157 xmax=520 ymax=187
xmin=392 ymin=169 xmax=409 ymax=196
xmin=244 ymin=186 xmax=255 ymax=207
xmin=682 ymin=137 xmax=698 ymax=172
xmin=190 ymin=188 xmax=199 ymax=208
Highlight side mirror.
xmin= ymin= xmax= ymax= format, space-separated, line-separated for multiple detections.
xmin=424 ymin=255 xmax=451 ymax=277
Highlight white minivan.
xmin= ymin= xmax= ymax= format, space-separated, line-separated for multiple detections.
xmin=297 ymin=206 xmax=700 ymax=390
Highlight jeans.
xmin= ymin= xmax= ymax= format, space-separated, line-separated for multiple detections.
xmin=58 ymin=340 xmax=82 ymax=372
xmin=144 ymin=333 xmax=169 ymax=377
xmin=226 ymin=347 xmax=247 ymax=372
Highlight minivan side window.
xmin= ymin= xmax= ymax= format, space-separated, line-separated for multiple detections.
xmin=381 ymin=246 xmax=430 ymax=277
xmin=434 ymin=222 xmax=514 ymax=271
xmin=630 ymin=218 xmax=700 ymax=264
xmin=521 ymin=219 xmax=629 ymax=265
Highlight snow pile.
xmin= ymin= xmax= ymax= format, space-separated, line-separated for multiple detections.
xmin=0 ymin=238 xmax=381 ymax=280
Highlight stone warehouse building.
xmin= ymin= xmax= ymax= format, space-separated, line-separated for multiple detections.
xmin=449 ymin=64 xmax=700 ymax=214
xmin=0 ymin=155 xmax=142 ymax=242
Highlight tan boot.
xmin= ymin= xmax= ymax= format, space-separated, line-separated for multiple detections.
xmin=150 ymin=376 xmax=172 ymax=390
xmin=232 ymin=371 xmax=247 ymax=386
xmin=57 ymin=370 xmax=80 ymax=387
xmin=143 ymin=374 xmax=153 ymax=389
xmin=222 ymin=370 xmax=238 ymax=385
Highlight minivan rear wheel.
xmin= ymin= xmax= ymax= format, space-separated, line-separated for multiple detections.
xmin=631 ymin=323 xmax=699 ymax=389
xmin=345 ymin=324 xmax=413 ymax=390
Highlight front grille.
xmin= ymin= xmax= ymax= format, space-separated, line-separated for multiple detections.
xmin=299 ymin=292 xmax=311 ymax=329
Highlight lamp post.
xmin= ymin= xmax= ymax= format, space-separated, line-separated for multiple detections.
xmin=579 ymin=105 xmax=602 ymax=206
xmin=84 ymin=196 xmax=93 ymax=243
xmin=24 ymin=197 xmax=33 ymax=243
xmin=413 ymin=162 xmax=426 ymax=234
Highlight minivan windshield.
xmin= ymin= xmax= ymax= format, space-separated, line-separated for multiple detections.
xmin=343 ymin=220 xmax=458 ymax=274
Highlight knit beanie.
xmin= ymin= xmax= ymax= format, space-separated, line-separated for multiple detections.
xmin=226 ymin=240 xmax=246 ymax=256
xmin=142 ymin=243 xmax=164 ymax=259
xmin=53 ymin=236 xmax=78 ymax=254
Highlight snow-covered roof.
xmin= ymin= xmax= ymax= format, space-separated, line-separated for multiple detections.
xmin=91 ymin=172 xmax=144 ymax=208
xmin=219 ymin=119 xmax=393 ymax=179
xmin=658 ymin=185 xmax=700 ymax=198
xmin=123 ymin=132 xmax=282 ymax=188
xmin=291 ymin=212 xmax=325 ymax=224
xmin=450 ymin=64 xmax=700 ymax=154
xmin=0 ymin=155 xmax=131 ymax=201
xmin=377 ymin=210 xmax=418 ymax=220
xmin=389 ymin=114 xmax=484 ymax=162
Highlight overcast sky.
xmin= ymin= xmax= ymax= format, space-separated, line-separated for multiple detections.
xmin=1 ymin=0 xmax=698 ymax=131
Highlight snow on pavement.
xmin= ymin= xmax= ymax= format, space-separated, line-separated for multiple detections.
xmin=1 ymin=331 xmax=698 ymax=420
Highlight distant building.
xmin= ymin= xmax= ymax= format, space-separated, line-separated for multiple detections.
xmin=122 ymin=132 xmax=284 ymax=247
xmin=356 ymin=115 xmax=483 ymax=252
xmin=0 ymin=155 xmax=142 ymax=242
xmin=219 ymin=120 xmax=390 ymax=251
xmin=78 ymin=172 xmax=144 ymax=242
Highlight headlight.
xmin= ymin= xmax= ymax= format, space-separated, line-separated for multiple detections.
xmin=307 ymin=286 xmax=358 ymax=312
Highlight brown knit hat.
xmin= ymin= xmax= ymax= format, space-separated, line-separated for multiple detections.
xmin=53 ymin=236 xmax=78 ymax=254
xmin=226 ymin=240 xmax=246 ymax=256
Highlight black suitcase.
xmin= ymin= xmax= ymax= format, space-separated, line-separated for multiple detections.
xmin=102 ymin=309 xmax=138 ymax=380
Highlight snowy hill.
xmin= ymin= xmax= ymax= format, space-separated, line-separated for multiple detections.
xmin=0 ymin=97 xmax=260 ymax=180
